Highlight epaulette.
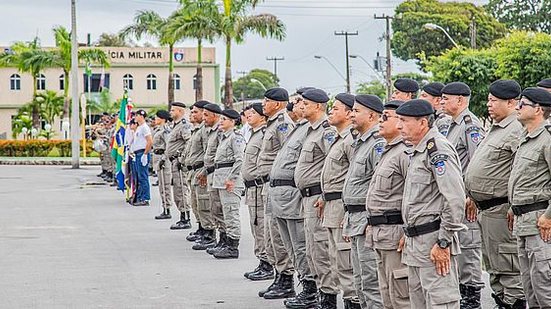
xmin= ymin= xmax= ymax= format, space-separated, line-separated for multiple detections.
xmin=463 ymin=114 xmax=472 ymax=124
xmin=426 ymin=138 xmax=437 ymax=157
xmin=546 ymin=124 xmax=551 ymax=135
xmin=322 ymin=120 xmax=330 ymax=128
xmin=350 ymin=128 xmax=359 ymax=138
xmin=373 ymin=131 xmax=382 ymax=140
xmin=277 ymin=113 xmax=285 ymax=122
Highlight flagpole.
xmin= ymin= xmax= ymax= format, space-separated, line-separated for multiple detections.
xmin=70 ymin=0 xmax=80 ymax=168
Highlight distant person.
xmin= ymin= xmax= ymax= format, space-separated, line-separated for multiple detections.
xmin=132 ymin=109 xmax=153 ymax=206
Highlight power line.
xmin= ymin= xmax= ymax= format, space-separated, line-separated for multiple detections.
xmin=266 ymin=56 xmax=284 ymax=79
xmin=334 ymin=31 xmax=358 ymax=93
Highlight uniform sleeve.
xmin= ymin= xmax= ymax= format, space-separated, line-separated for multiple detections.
xmin=465 ymin=124 xmax=484 ymax=160
xmin=431 ymin=148 xmax=466 ymax=242
xmin=321 ymin=127 xmax=337 ymax=154
xmin=398 ymin=148 xmax=410 ymax=179
xmin=544 ymin=143 xmax=551 ymax=218
xmin=229 ymin=134 xmax=245 ymax=181
xmin=276 ymin=120 xmax=295 ymax=145
xmin=366 ymin=140 xmax=385 ymax=181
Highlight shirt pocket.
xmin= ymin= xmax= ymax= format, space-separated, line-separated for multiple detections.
xmin=409 ymin=169 xmax=433 ymax=204
xmin=302 ymin=143 xmax=315 ymax=163
xmin=352 ymin=155 xmax=369 ymax=178
xmin=486 ymin=141 xmax=506 ymax=161
xmin=288 ymin=141 xmax=303 ymax=161
xmin=375 ymin=168 xmax=394 ymax=191
xmin=244 ymin=144 xmax=260 ymax=161
xmin=519 ymin=151 xmax=540 ymax=174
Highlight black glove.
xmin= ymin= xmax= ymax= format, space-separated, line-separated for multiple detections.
xmin=176 ymin=162 xmax=183 ymax=171
xmin=159 ymin=159 xmax=165 ymax=170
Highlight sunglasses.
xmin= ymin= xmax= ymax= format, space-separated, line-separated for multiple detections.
xmin=517 ymin=100 xmax=539 ymax=109
xmin=380 ymin=113 xmax=398 ymax=122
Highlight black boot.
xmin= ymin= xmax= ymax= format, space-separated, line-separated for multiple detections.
xmin=97 ymin=170 xmax=107 ymax=177
xmin=180 ymin=211 xmax=192 ymax=229
xmin=511 ymin=299 xmax=526 ymax=309
xmin=314 ymin=291 xmax=337 ymax=309
xmin=344 ymin=299 xmax=361 ymax=309
xmin=186 ymin=224 xmax=204 ymax=242
xmin=213 ymin=237 xmax=239 ymax=259
xmin=155 ymin=208 xmax=171 ymax=220
xmin=192 ymin=229 xmax=216 ymax=250
xmin=244 ymin=261 xmax=263 ymax=279
xmin=284 ymin=280 xmax=318 ymax=308
xmin=170 ymin=212 xmax=188 ymax=230
xmin=206 ymin=232 xmax=227 ymax=255
xmin=258 ymin=271 xmax=280 ymax=297
xmin=263 ymin=273 xmax=295 ymax=300
xmin=460 ymin=284 xmax=482 ymax=309
xmin=247 ymin=260 xmax=274 ymax=281
xmin=104 ymin=171 xmax=113 ymax=182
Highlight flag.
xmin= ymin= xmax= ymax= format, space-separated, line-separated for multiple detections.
xmin=111 ymin=92 xmax=132 ymax=191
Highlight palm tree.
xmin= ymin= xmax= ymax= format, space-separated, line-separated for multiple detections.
xmin=120 ymin=10 xmax=179 ymax=107
xmin=169 ymin=0 xmax=219 ymax=101
xmin=218 ymin=0 xmax=286 ymax=107
xmin=34 ymin=90 xmax=65 ymax=126
xmin=88 ymin=88 xmax=119 ymax=115
xmin=11 ymin=114 xmax=32 ymax=139
xmin=51 ymin=26 xmax=110 ymax=122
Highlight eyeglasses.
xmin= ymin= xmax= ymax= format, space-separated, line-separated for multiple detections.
xmin=381 ymin=113 xmax=398 ymax=122
xmin=517 ymin=100 xmax=539 ymax=109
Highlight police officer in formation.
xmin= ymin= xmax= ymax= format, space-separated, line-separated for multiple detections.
xmin=121 ymin=75 xmax=551 ymax=309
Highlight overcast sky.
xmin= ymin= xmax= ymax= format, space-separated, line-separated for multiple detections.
xmin=0 ymin=0 xmax=487 ymax=96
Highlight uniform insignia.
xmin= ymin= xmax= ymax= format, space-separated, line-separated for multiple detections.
xmin=235 ymin=135 xmax=245 ymax=145
xmin=324 ymin=131 xmax=336 ymax=144
xmin=277 ymin=122 xmax=289 ymax=133
xmin=374 ymin=141 xmax=385 ymax=155
xmin=322 ymin=120 xmax=331 ymax=128
xmin=470 ymin=131 xmax=481 ymax=144
xmin=430 ymin=154 xmax=449 ymax=165
xmin=464 ymin=114 xmax=472 ymax=124
xmin=434 ymin=160 xmax=446 ymax=176
xmin=438 ymin=124 xmax=450 ymax=136
xmin=426 ymin=138 xmax=437 ymax=156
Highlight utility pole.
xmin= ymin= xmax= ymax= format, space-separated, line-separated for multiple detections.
xmin=70 ymin=0 xmax=80 ymax=169
xmin=266 ymin=57 xmax=284 ymax=80
xmin=374 ymin=14 xmax=393 ymax=99
xmin=470 ymin=19 xmax=477 ymax=49
xmin=237 ymin=71 xmax=247 ymax=109
xmin=334 ymin=31 xmax=358 ymax=93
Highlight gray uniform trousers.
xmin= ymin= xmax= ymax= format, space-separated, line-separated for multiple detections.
xmin=154 ymin=155 xmax=173 ymax=210
xmin=246 ymin=186 xmax=268 ymax=261
xmin=263 ymin=184 xmax=294 ymax=275
xmin=517 ymin=234 xmax=551 ymax=308
xmin=327 ymin=227 xmax=356 ymax=300
xmin=409 ymin=257 xmax=460 ymax=309
xmin=194 ymin=177 xmax=214 ymax=230
xmin=171 ymin=161 xmax=190 ymax=213
xmin=217 ymin=189 xmax=241 ymax=240
xmin=479 ymin=204 xmax=523 ymax=304
xmin=303 ymin=195 xmax=339 ymax=294
xmin=207 ymin=173 xmax=225 ymax=232
xmin=375 ymin=249 xmax=409 ymax=309
xmin=457 ymin=220 xmax=484 ymax=288
xmin=351 ymin=234 xmax=382 ymax=308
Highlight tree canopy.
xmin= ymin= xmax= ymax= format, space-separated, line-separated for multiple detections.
xmin=392 ymin=0 xmax=508 ymax=66
xmin=95 ymin=33 xmax=133 ymax=47
xmin=233 ymin=69 xmax=279 ymax=99
xmin=486 ymin=0 xmax=551 ymax=34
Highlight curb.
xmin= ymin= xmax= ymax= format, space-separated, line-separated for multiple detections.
xmin=0 ymin=158 xmax=101 ymax=165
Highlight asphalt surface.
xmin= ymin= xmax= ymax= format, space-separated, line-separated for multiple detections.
xmin=0 ymin=166 xmax=495 ymax=308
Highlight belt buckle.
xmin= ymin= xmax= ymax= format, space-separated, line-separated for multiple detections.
xmin=305 ymin=188 xmax=310 ymax=196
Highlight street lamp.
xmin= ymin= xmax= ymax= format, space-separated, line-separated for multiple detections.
xmin=423 ymin=23 xmax=459 ymax=48
xmin=250 ymin=78 xmax=267 ymax=91
xmin=314 ymin=55 xmax=348 ymax=91
xmin=348 ymin=54 xmax=385 ymax=83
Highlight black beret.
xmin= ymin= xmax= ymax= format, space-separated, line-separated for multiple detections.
xmin=521 ymin=87 xmax=551 ymax=106
xmin=156 ymin=110 xmax=171 ymax=121
xmin=264 ymin=87 xmax=289 ymax=102
xmin=221 ymin=108 xmax=241 ymax=120
xmin=129 ymin=119 xmax=137 ymax=125
xmin=489 ymin=80 xmax=521 ymax=100
xmin=394 ymin=78 xmax=420 ymax=93
xmin=335 ymin=93 xmax=355 ymax=109
xmin=355 ymin=95 xmax=384 ymax=113
xmin=296 ymin=86 xmax=315 ymax=95
xmin=171 ymin=102 xmax=186 ymax=108
xmin=286 ymin=102 xmax=294 ymax=111
xmin=136 ymin=109 xmax=147 ymax=117
xmin=536 ymin=78 xmax=551 ymax=89
xmin=302 ymin=89 xmax=330 ymax=104
xmin=384 ymin=100 xmax=405 ymax=110
xmin=422 ymin=82 xmax=445 ymax=97
xmin=204 ymin=103 xmax=222 ymax=114
xmin=251 ymin=103 xmax=265 ymax=116
xmin=442 ymin=82 xmax=471 ymax=96
xmin=193 ymin=100 xmax=210 ymax=109
xmin=102 ymin=112 xmax=109 ymax=116
xmin=396 ymin=99 xmax=435 ymax=117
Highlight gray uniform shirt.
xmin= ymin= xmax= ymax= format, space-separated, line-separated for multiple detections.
xmin=320 ymin=126 xmax=353 ymax=228
xmin=212 ymin=130 xmax=245 ymax=190
xmin=402 ymin=127 xmax=466 ymax=267
xmin=508 ymin=123 xmax=551 ymax=236
xmin=258 ymin=109 xmax=295 ymax=177
xmin=436 ymin=111 xmax=452 ymax=137
xmin=242 ymin=124 xmax=266 ymax=182
xmin=342 ymin=125 xmax=385 ymax=237
xmin=365 ymin=136 xmax=409 ymax=250
xmin=465 ymin=113 xmax=522 ymax=204
xmin=166 ymin=118 xmax=192 ymax=160
xmin=270 ymin=120 xmax=310 ymax=219
xmin=184 ymin=122 xmax=207 ymax=167
xmin=446 ymin=108 xmax=485 ymax=173
xmin=152 ymin=124 xmax=171 ymax=167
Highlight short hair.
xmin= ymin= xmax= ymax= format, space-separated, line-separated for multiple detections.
xmin=542 ymin=106 xmax=551 ymax=119
xmin=416 ymin=114 xmax=435 ymax=128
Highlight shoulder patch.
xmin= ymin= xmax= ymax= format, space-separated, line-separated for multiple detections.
xmin=434 ymin=160 xmax=446 ymax=176
xmin=235 ymin=134 xmax=245 ymax=145
xmin=322 ymin=120 xmax=330 ymax=128
xmin=324 ymin=131 xmax=336 ymax=144
xmin=277 ymin=122 xmax=289 ymax=133
xmin=464 ymin=114 xmax=472 ymax=124
xmin=277 ymin=113 xmax=285 ymax=121
xmin=374 ymin=141 xmax=385 ymax=155
xmin=426 ymin=138 xmax=437 ymax=157
xmin=430 ymin=153 xmax=449 ymax=165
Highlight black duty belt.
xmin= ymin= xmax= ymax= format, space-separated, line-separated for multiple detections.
xmin=402 ymin=219 xmax=441 ymax=237
xmin=244 ymin=175 xmax=270 ymax=188
xmin=169 ymin=155 xmax=178 ymax=162
xmin=475 ymin=197 xmax=509 ymax=211
xmin=344 ymin=204 xmax=366 ymax=213
xmin=206 ymin=166 xmax=215 ymax=174
xmin=186 ymin=162 xmax=204 ymax=171
xmin=300 ymin=184 xmax=322 ymax=198
xmin=153 ymin=149 xmax=165 ymax=155
xmin=270 ymin=179 xmax=296 ymax=188
xmin=367 ymin=211 xmax=404 ymax=226
xmin=323 ymin=192 xmax=342 ymax=201
xmin=214 ymin=162 xmax=235 ymax=169
xmin=511 ymin=201 xmax=549 ymax=216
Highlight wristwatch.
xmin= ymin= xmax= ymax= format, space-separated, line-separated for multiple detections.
xmin=437 ymin=239 xmax=450 ymax=249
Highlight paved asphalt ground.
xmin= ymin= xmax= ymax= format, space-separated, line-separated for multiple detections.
xmin=0 ymin=166 xmax=495 ymax=308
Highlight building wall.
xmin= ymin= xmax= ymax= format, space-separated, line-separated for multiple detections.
xmin=0 ymin=47 xmax=219 ymax=140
